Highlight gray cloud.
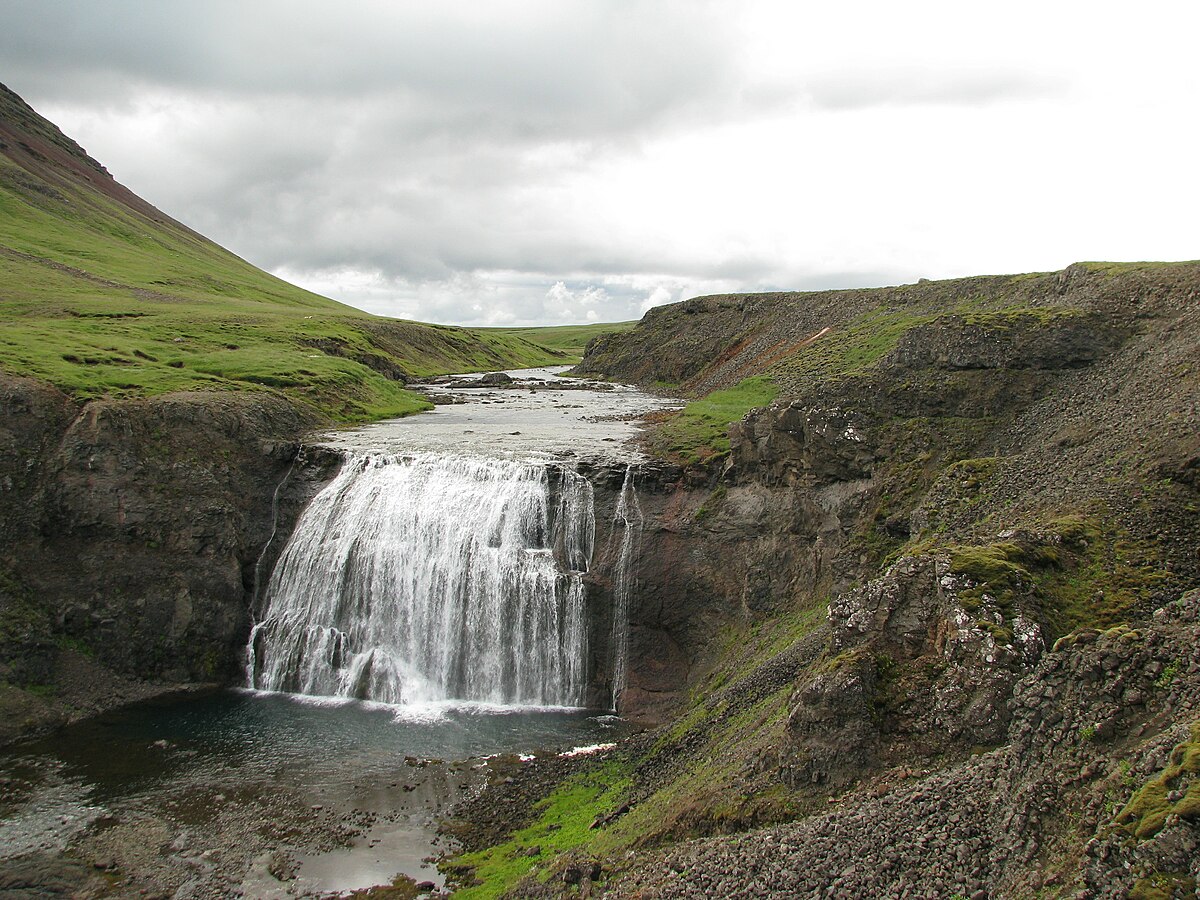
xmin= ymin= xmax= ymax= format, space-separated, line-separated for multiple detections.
xmin=2 ymin=1 xmax=783 ymax=322
xmin=4 ymin=2 xmax=1149 ymax=326
xmin=1 ymin=1 xmax=739 ymax=135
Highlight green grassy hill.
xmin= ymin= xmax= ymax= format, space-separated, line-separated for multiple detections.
xmin=0 ymin=83 xmax=624 ymax=422
xmin=476 ymin=321 xmax=636 ymax=359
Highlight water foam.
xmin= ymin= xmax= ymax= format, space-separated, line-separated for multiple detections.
xmin=247 ymin=452 xmax=595 ymax=707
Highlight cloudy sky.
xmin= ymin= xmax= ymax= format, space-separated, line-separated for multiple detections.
xmin=2 ymin=1 xmax=1197 ymax=325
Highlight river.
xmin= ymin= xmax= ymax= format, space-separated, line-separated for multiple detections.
xmin=0 ymin=366 xmax=675 ymax=897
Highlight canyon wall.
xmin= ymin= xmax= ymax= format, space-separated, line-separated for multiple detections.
xmin=431 ymin=263 xmax=1200 ymax=897
xmin=0 ymin=377 xmax=341 ymax=743
xmin=589 ymin=264 xmax=1200 ymax=734
xmin=0 ymin=380 xmax=651 ymax=742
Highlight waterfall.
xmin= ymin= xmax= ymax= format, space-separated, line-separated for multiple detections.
xmin=247 ymin=452 xmax=595 ymax=707
xmin=608 ymin=465 xmax=642 ymax=709
xmin=250 ymin=444 xmax=304 ymax=613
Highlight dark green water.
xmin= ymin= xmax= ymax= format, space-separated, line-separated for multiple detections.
xmin=8 ymin=690 xmax=622 ymax=800
xmin=0 ymin=690 xmax=626 ymax=892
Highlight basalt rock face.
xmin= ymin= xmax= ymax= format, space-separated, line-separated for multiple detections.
xmin=729 ymin=403 xmax=877 ymax=484
xmin=786 ymin=554 xmax=1046 ymax=787
xmin=890 ymin=313 xmax=1122 ymax=370
xmin=0 ymin=376 xmax=333 ymax=743
xmin=599 ymin=268 xmax=1199 ymax=733
xmin=609 ymin=592 xmax=1200 ymax=899
xmin=592 ymin=455 xmax=874 ymax=725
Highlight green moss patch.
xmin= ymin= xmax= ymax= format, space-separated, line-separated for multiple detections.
xmin=768 ymin=302 xmax=1084 ymax=389
xmin=445 ymin=760 xmax=631 ymax=899
xmin=1129 ymin=872 xmax=1198 ymax=900
xmin=698 ymin=599 xmax=827 ymax=698
xmin=622 ymin=599 xmax=829 ymax=846
xmin=339 ymin=874 xmax=423 ymax=899
xmin=1033 ymin=516 xmax=1166 ymax=636
xmin=938 ymin=514 xmax=1165 ymax=638
xmin=646 ymin=375 xmax=778 ymax=464
xmin=948 ymin=542 xmax=1040 ymax=617
xmin=1077 ymin=260 xmax=1199 ymax=276
xmin=1116 ymin=722 xmax=1200 ymax=839
xmin=954 ymin=307 xmax=1081 ymax=328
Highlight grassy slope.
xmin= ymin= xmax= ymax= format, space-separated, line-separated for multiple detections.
xmin=0 ymin=87 xmax=592 ymax=422
xmin=646 ymin=375 xmax=779 ymax=464
xmin=444 ymin=604 xmax=830 ymax=898
xmin=476 ymin=321 xmax=637 ymax=359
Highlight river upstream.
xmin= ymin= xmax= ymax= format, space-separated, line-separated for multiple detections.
xmin=0 ymin=368 xmax=676 ymax=898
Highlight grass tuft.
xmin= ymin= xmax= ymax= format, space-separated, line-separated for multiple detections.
xmin=445 ymin=760 xmax=631 ymax=899
xmin=647 ymin=375 xmax=778 ymax=464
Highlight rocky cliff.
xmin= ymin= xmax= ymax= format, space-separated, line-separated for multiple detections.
xmin=445 ymin=262 xmax=1200 ymax=898
xmin=597 ymin=264 xmax=1198 ymax=725
xmin=0 ymin=377 xmax=341 ymax=744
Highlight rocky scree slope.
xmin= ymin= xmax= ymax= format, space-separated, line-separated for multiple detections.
xmin=443 ymin=264 xmax=1200 ymax=898
xmin=609 ymin=592 xmax=1200 ymax=899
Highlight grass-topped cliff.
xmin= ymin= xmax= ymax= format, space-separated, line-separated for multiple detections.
xmin=0 ymin=83 xmax=626 ymax=423
xmin=578 ymin=262 xmax=1199 ymax=465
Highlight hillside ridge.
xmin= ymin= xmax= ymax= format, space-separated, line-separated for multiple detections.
xmin=0 ymin=81 xmax=188 ymax=233
xmin=577 ymin=261 xmax=1200 ymax=397
xmin=0 ymin=82 xmax=595 ymax=422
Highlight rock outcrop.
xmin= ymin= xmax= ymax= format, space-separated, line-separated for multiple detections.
xmin=592 ymin=266 xmax=1199 ymax=728
xmin=609 ymin=591 xmax=1200 ymax=899
xmin=436 ymin=263 xmax=1200 ymax=898
xmin=0 ymin=376 xmax=336 ymax=742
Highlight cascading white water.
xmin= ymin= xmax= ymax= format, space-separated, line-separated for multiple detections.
xmin=250 ymin=445 xmax=305 ymax=611
xmin=607 ymin=465 xmax=642 ymax=708
xmin=247 ymin=452 xmax=595 ymax=707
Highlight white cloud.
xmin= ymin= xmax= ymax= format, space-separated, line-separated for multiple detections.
xmin=544 ymin=282 xmax=610 ymax=324
xmin=641 ymin=287 xmax=674 ymax=315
